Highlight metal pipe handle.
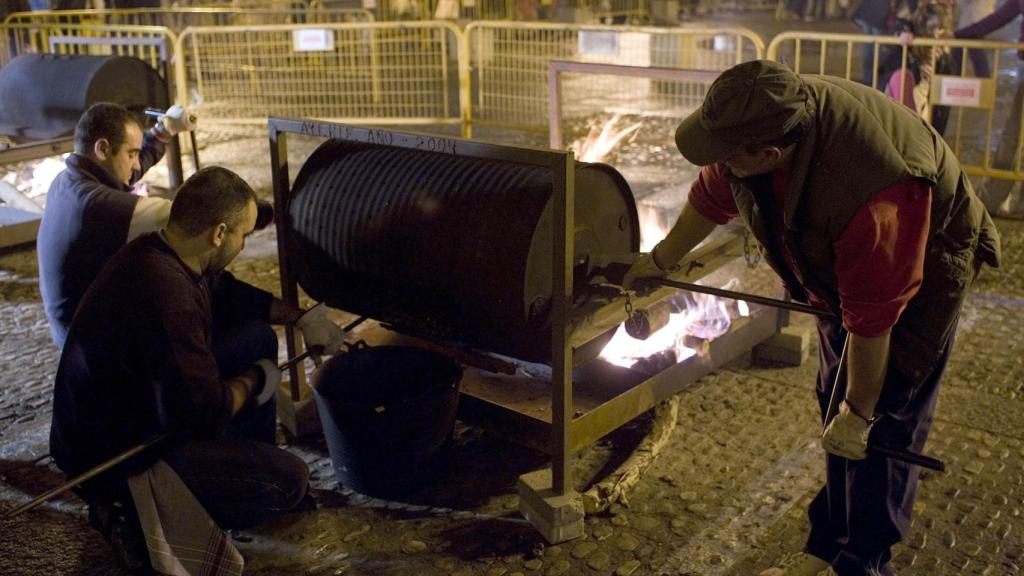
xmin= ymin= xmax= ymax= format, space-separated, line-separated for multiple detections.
xmin=639 ymin=276 xmax=834 ymax=318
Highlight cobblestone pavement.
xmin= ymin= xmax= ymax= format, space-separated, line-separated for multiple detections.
xmin=3 ymin=146 xmax=1023 ymax=576
xmin=3 ymin=13 xmax=1024 ymax=576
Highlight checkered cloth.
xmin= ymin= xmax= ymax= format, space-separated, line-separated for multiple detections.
xmin=128 ymin=460 xmax=244 ymax=576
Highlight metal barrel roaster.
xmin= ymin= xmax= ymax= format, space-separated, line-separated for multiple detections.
xmin=0 ymin=54 xmax=168 ymax=142
xmin=286 ymin=139 xmax=641 ymax=364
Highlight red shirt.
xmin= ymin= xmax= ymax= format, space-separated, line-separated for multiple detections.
xmin=688 ymin=163 xmax=931 ymax=337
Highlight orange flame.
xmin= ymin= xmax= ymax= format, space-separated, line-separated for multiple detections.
xmin=571 ymin=113 xmax=642 ymax=164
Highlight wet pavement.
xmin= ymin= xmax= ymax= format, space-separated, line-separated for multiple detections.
xmin=2 ymin=10 xmax=1024 ymax=576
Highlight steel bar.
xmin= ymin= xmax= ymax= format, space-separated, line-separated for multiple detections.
xmin=822 ymin=334 xmax=849 ymax=436
xmin=638 ymin=277 xmax=834 ymax=318
xmin=822 ymin=334 xmax=946 ymax=472
xmin=870 ymin=444 xmax=946 ymax=472
xmin=4 ymin=350 xmax=316 ymax=519
xmin=4 ymin=433 xmax=168 ymax=519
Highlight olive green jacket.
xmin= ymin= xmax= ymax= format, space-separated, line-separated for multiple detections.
xmin=728 ymin=75 xmax=1000 ymax=385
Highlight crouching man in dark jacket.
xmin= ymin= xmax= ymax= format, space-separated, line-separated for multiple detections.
xmin=49 ymin=166 xmax=343 ymax=574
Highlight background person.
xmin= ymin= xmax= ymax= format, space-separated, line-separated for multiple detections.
xmin=853 ymin=0 xmax=919 ymax=86
xmin=37 ymin=102 xmax=196 ymax=348
xmin=885 ymin=2 xmax=954 ymax=133
xmin=950 ymin=0 xmax=994 ymax=78
xmin=624 ymin=60 xmax=999 ymax=576
xmin=954 ymin=0 xmax=1024 ymax=215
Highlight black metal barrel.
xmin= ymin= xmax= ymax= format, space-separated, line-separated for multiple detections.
xmin=287 ymin=139 xmax=640 ymax=363
xmin=0 ymin=54 xmax=168 ymax=142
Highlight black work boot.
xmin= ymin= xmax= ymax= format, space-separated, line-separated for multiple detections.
xmin=92 ymin=500 xmax=152 ymax=575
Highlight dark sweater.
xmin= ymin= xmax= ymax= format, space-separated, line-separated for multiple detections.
xmin=49 ymin=232 xmax=273 ymax=491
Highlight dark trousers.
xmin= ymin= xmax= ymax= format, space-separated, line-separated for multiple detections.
xmin=163 ymin=319 xmax=310 ymax=529
xmin=857 ymin=25 xmax=889 ymax=87
xmin=950 ymin=46 xmax=991 ymax=79
xmin=804 ymin=318 xmax=953 ymax=575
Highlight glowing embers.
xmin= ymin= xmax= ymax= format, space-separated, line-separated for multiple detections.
xmin=571 ymin=113 xmax=642 ymax=163
xmin=599 ymin=281 xmax=751 ymax=372
xmin=3 ymin=156 xmax=67 ymax=203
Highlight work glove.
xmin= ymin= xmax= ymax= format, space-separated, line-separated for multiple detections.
xmin=157 ymin=105 xmax=198 ymax=136
xmin=821 ymin=400 xmax=876 ymax=460
xmin=296 ymin=303 xmax=346 ymax=357
xmin=252 ymin=358 xmax=281 ymax=406
xmin=621 ymin=242 xmax=679 ymax=290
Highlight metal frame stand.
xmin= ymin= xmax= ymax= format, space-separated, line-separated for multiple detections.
xmin=266 ymin=117 xmax=782 ymax=543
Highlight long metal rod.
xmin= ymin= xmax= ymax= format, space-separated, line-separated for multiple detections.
xmin=4 ymin=433 xmax=168 ymax=519
xmin=823 ymin=334 xmax=946 ymax=472
xmin=821 ymin=333 xmax=849 ymax=436
xmin=639 ymin=277 xmax=834 ymax=318
xmin=5 ymin=351 xmax=315 ymax=519
xmin=650 ymin=278 xmax=944 ymax=470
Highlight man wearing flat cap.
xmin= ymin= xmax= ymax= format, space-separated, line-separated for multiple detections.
xmin=625 ymin=60 xmax=1000 ymax=575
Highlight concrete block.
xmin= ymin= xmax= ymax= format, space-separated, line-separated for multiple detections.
xmin=517 ymin=469 xmax=585 ymax=544
xmin=753 ymin=326 xmax=811 ymax=366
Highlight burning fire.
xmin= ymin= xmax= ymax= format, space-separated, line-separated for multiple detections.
xmin=571 ymin=113 xmax=641 ymax=163
xmin=599 ymin=208 xmax=751 ymax=370
xmin=575 ymin=112 xmax=751 ymax=372
xmin=600 ymin=287 xmax=748 ymax=370
xmin=2 ymin=156 xmax=68 ymax=202
xmin=637 ymin=203 xmax=664 ymax=252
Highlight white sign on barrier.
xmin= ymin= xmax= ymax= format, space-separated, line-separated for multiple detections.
xmin=579 ymin=31 xmax=619 ymax=56
xmin=293 ymin=29 xmax=334 ymax=52
xmin=938 ymin=76 xmax=982 ymax=107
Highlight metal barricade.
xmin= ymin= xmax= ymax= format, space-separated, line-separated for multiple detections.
xmin=767 ymin=31 xmax=1024 ymax=184
xmin=311 ymin=0 xmax=644 ymax=23
xmin=2 ymin=7 xmax=374 ymax=36
xmin=547 ymin=60 xmax=718 ymax=150
xmin=464 ymin=21 xmax=763 ymax=133
xmin=1 ymin=22 xmax=176 ymax=71
xmin=175 ymin=21 xmax=466 ymax=125
xmin=715 ymin=0 xmax=776 ymax=11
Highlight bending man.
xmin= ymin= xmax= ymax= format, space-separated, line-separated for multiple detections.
xmin=625 ymin=60 xmax=1000 ymax=576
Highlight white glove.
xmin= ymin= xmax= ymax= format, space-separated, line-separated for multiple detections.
xmin=252 ymin=359 xmax=281 ymax=406
xmin=295 ymin=303 xmax=346 ymax=356
xmin=821 ymin=400 xmax=875 ymax=460
xmin=622 ymin=243 xmax=679 ymax=290
xmin=158 ymin=105 xmax=198 ymax=136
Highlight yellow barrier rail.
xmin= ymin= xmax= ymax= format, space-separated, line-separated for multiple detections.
xmin=463 ymin=21 xmax=764 ymax=133
xmin=311 ymin=0 xmax=650 ymax=22
xmin=3 ymin=7 xmax=374 ymax=33
xmin=174 ymin=21 xmax=466 ymax=125
xmin=768 ymin=31 xmax=1024 ymax=183
xmin=0 ymin=22 xmax=176 ymax=71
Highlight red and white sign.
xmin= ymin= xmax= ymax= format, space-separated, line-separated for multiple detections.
xmin=938 ymin=77 xmax=982 ymax=107
xmin=293 ymin=29 xmax=334 ymax=52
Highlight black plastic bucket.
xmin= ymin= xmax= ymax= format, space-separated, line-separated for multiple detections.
xmin=312 ymin=345 xmax=462 ymax=497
